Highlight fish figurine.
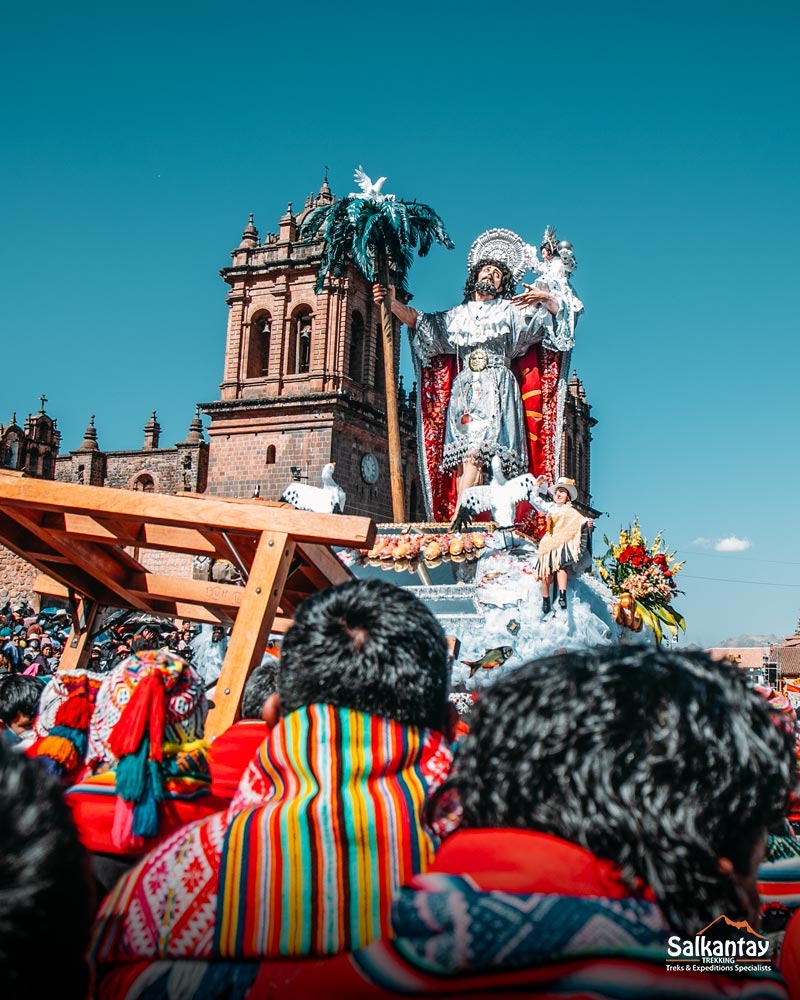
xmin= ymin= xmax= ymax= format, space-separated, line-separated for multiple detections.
xmin=461 ymin=645 xmax=514 ymax=678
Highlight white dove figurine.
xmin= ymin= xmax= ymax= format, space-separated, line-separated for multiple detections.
xmin=280 ymin=462 xmax=346 ymax=515
xmin=349 ymin=165 xmax=395 ymax=202
xmin=451 ymin=455 xmax=536 ymax=531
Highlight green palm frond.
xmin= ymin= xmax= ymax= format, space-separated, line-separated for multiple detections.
xmin=299 ymin=194 xmax=453 ymax=294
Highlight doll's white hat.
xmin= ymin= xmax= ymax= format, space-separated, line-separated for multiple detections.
xmin=551 ymin=477 xmax=578 ymax=501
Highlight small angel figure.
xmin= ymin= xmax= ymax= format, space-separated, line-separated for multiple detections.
xmin=518 ymin=227 xmax=584 ymax=352
xmin=529 ymin=475 xmax=593 ymax=614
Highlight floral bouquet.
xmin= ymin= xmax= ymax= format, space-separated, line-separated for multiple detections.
xmin=595 ymin=519 xmax=685 ymax=646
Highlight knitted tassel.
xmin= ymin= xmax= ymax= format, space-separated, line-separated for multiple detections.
xmin=49 ymin=725 xmax=88 ymax=760
xmin=107 ymin=673 xmax=166 ymax=763
xmin=131 ymin=767 xmax=160 ymax=838
xmin=148 ymin=758 xmax=165 ymax=802
xmin=115 ymin=737 xmax=150 ymax=802
xmin=56 ymin=692 xmax=94 ymax=730
xmin=37 ymin=735 xmax=79 ymax=773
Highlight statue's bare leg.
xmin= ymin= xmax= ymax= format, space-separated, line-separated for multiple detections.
xmin=455 ymin=460 xmax=483 ymax=511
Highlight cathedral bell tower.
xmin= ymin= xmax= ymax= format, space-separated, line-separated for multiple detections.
xmin=201 ymin=178 xmax=421 ymax=521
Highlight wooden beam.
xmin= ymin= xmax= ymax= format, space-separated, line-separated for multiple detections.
xmin=58 ymin=596 xmax=99 ymax=673
xmin=296 ymin=541 xmax=353 ymax=586
xmin=206 ymin=531 xmax=296 ymax=738
xmin=0 ymin=472 xmax=376 ymax=547
xmin=0 ymin=511 xmax=108 ymax=603
xmin=2 ymin=506 xmax=151 ymax=612
xmin=127 ymin=572 xmax=245 ymax=611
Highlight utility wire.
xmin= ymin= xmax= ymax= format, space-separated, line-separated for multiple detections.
xmin=683 ymin=574 xmax=800 ymax=589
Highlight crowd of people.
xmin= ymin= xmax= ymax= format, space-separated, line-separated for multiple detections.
xmin=1 ymin=580 xmax=800 ymax=999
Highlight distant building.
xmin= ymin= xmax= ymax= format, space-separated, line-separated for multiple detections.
xmin=706 ymin=646 xmax=772 ymax=685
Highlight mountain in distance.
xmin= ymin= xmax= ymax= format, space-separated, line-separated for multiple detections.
xmin=714 ymin=634 xmax=781 ymax=648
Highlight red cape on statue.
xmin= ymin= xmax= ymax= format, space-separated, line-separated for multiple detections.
xmin=419 ymin=343 xmax=566 ymax=528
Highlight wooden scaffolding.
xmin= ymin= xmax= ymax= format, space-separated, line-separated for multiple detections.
xmin=0 ymin=471 xmax=375 ymax=736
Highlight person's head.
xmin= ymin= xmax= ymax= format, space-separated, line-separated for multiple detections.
xmin=463 ymin=257 xmax=516 ymax=303
xmin=0 ymin=741 xmax=94 ymax=999
xmin=241 ymin=658 xmax=279 ymax=719
xmin=88 ymin=650 xmax=208 ymax=772
xmin=0 ymin=675 xmax=41 ymax=737
xmin=443 ymin=647 xmax=795 ymax=933
xmin=211 ymin=624 xmax=225 ymax=643
xmin=278 ymin=579 xmax=450 ymax=733
xmin=551 ymin=476 xmax=578 ymax=504
xmin=41 ymin=641 xmax=52 ymax=656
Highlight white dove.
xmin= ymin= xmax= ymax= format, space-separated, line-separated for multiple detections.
xmin=451 ymin=455 xmax=537 ymax=530
xmin=280 ymin=462 xmax=346 ymax=515
xmin=349 ymin=165 xmax=395 ymax=202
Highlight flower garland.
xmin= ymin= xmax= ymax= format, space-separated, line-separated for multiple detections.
xmin=595 ymin=519 xmax=685 ymax=646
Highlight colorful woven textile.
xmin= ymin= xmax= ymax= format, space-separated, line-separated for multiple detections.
xmin=87 ymin=650 xmax=207 ymax=773
xmin=91 ymin=704 xmax=453 ymax=963
xmin=32 ymin=669 xmax=105 ymax=781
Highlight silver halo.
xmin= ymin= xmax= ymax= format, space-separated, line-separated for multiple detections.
xmin=467 ymin=228 xmax=529 ymax=284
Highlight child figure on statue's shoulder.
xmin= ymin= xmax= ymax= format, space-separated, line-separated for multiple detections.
xmin=529 ymin=476 xmax=593 ymax=614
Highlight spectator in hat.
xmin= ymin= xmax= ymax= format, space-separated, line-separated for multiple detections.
xmin=92 ymin=579 xmax=454 ymax=975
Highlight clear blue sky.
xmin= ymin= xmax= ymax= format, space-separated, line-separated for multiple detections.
xmin=2 ymin=5 xmax=798 ymax=647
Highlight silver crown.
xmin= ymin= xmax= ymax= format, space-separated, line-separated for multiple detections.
xmin=467 ymin=228 xmax=529 ymax=283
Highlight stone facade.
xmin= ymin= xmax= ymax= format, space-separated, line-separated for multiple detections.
xmin=202 ymin=182 xmax=422 ymax=521
xmin=1 ymin=404 xmax=60 ymax=479
xmin=560 ymin=372 xmax=597 ymax=509
xmin=54 ymin=409 xmax=209 ymax=495
xmin=0 ymin=544 xmax=38 ymax=609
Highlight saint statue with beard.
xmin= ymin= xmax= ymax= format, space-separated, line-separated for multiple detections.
xmin=375 ymin=228 xmax=580 ymax=521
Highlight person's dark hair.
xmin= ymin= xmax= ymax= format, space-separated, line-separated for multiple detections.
xmin=0 ymin=675 xmax=42 ymax=725
xmin=278 ymin=580 xmax=449 ymax=732
xmin=462 ymin=257 xmax=516 ymax=303
xmin=0 ymin=741 xmax=94 ymax=999
xmin=438 ymin=647 xmax=794 ymax=933
xmin=241 ymin=659 xmax=279 ymax=719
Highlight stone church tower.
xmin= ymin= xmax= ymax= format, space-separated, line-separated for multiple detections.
xmin=201 ymin=178 xmax=422 ymax=521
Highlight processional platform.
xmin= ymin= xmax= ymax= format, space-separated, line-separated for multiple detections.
xmin=0 ymin=470 xmax=374 ymax=736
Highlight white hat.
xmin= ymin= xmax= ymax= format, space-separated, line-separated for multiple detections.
xmin=551 ymin=476 xmax=578 ymax=502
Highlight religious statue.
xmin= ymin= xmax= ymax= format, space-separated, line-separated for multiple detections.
xmin=374 ymin=227 xmax=582 ymax=521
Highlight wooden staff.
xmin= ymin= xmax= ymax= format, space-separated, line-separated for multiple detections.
xmin=378 ymin=260 xmax=406 ymax=522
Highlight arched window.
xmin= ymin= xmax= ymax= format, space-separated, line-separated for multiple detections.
xmin=265 ymin=445 xmax=276 ymax=465
xmin=288 ymin=308 xmax=313 ymax=375
xmin=374 ymin=324 xmax=385 ymax=392
xmin=247 ymin=311 xmax=272 ymax=378
xmin=349 ymin=311 xmax=364 ymax=382
xmin=41 ymin=453 xmax=53 ymax=479
xmin=133 ymin=473 xmax=155 ymax=493
xmin=3 ymin=433 xmax=20 ymax=469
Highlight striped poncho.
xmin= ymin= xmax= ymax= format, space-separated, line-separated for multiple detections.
xmin=91 ymin=704 xmax=452 ymax=962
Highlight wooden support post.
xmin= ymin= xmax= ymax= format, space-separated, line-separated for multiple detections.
xmin=57 ymin=595 xmax=99 ymax=673
xmin=380 ymin=295 xmax=407 ymax=523
xmin=206 ymin=531 xmax=296 ymax=738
